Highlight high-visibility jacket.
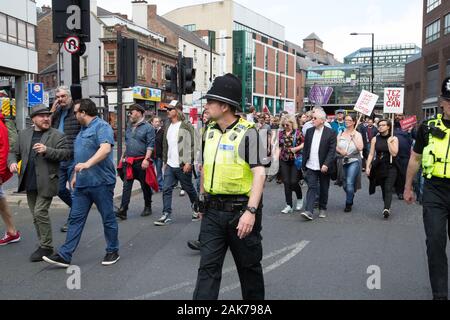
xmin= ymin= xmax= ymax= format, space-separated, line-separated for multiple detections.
xmin=422 ymin=114 xmax=450 ymax=179
xmin=203 ymin=118 xmax=254 ymax=196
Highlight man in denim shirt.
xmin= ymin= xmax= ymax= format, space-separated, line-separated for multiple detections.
xmin=43 ymin=99 xmax=119 ymax=268
xmin=116 ymin=104 xmax=155 ymax=220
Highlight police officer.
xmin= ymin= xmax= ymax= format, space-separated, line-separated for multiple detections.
xmin=404 ymin=77 xmax=450 ymax=300
xmin=193 ymin=74 xmax=267 ymax=300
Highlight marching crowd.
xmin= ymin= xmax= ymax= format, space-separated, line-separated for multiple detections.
xmin=0 ymin=74 xmax=449 ymax=300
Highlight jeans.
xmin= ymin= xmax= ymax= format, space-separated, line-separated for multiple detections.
xmin=343 ymin=161 xmax=360 ymax=205
xmin=193 ymin=208 xmax=264 ymax=300
xmin=58 ymin=160 xmax=74 ymax=208
xmin=422 ymin=179 xmax=450 ymax=299
xmin=120 ymin=160 xmax=153 ymax=210
xmin=280 ymin=160 xmax=302 ymax=207
xmin=154 ymin=158 xmax=164 ymax=190
xmin=162 ymin=165 xmax=198 ymax=216
xmin=58 ymin=184 xmax=119 ymax=262
xmin=305 ymin=169 xmax=331 ymax=214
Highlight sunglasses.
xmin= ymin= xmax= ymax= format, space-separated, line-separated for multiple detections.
xmin=166 ymin=107 xmax=175 ymax=111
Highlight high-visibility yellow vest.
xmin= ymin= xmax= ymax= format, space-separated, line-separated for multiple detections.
xmin=203 ymin=118 xmax=254 ymax=196
xmin=422 ymin=114 xmax=450 ymax=179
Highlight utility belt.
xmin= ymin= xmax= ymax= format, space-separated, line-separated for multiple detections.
xmin=205 ymin=195 xmax=249 ymax=213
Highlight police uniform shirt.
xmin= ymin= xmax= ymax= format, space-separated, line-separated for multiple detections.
xmin=414 ymin=117 xmax=450 ymax=185
xmin=202 ymin=118 xmax=269 ymax=169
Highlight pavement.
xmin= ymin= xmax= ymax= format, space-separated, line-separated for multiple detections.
xmin=3 ymin=176 xmax=142 ymax=209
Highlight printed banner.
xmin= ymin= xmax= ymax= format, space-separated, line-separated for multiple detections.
xmin=400 ymin=115 xmax=417 ymax=131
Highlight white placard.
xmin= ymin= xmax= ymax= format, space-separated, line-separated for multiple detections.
xmin=383 ymin=88 xmax=404 ymax=114
xmin=284 ymin=101 xmax=295 ymax=114
xmin=354 ymin=90 xmax=379 ymax=116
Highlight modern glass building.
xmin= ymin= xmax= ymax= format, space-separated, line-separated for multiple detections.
xmin=305 ymin=43 xmax=421 ymax=115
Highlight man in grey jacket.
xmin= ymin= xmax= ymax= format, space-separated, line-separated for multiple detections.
xmin=154 ymin=101 xmax=198 ymax=226
xmin=9 ymin=104 xmax=71 ymax=262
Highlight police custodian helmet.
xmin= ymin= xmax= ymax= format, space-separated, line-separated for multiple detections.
xmin=202 ymin=73 xmax=243 ymax=111
xmin=441 ymin=77 xmax=450 ymax=100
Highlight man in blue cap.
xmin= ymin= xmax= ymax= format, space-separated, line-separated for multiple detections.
xmin=331 ymin=109 xmax=346 ymax=135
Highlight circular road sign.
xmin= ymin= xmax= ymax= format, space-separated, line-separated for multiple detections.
xmin=64 ymin=36 xmax=81 ymax=54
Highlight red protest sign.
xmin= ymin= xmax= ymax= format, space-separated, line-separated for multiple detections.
xmin=189 ymin=107 xmax=198 ymax=125
xmin=400 ymin=115 xmax=417 ymax=131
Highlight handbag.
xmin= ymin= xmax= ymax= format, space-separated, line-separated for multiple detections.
xmin=293 ymin=130 xmax=303 ymax=170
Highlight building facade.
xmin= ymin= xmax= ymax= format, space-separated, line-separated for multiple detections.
xmin=135 ymin=1 xmax=220 ymax=108
xmin=405 ymin=0 xmax=450 ymax=119
xmin=0 ymin=0 xmax=37 ymax=129
xmin=163 ymin=0 xmax=295 ymax=113
xmin=56 ymin=1 xmax=178 ymax=117
xmin=305 ymin=43 xmax=421 ymax=115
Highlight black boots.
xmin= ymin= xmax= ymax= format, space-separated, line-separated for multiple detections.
xmin=115 ymin=208 xmax=128 ymax=221
xmin=140 ymin=207 xmax=153 ymax=217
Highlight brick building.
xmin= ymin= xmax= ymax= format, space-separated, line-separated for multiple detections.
xmin=405 ymin=0 xmax=450 ymax=119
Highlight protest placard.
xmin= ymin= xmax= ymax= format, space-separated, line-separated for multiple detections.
xmin=354 ymin=90 xmax=379 ymax=116
xmin=383 ymin=88 xmax=404 ymax=114
xmin=400 ymin=115 xmax=417 ymax=131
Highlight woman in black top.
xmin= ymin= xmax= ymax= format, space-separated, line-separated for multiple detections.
xmin=366 ymin=119 xmax=399 ymax=219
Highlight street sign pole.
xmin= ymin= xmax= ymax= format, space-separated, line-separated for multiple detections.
xmin=71 ymin=50 xmax=81 ymax=100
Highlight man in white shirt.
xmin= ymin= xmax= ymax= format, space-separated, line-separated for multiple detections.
xmin=301 ymin=109 xmax=337 ymax=220
xmin=302 ymin=107 xmax=332 ymax=136
xmin=155 ymin=102 xmax=198 ymax=226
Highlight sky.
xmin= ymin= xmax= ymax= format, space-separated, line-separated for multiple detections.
xmin=36 ymin=0 xmax=423 ymax=61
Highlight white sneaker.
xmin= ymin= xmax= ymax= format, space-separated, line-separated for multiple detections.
xmin=179 ymin=190 xmax=185 ymax=196
xmin=295 ymin=199 xmax=303 ymax=211
xmin=281 ymin=205 xmax=293 ymax=214
xmin=319 ymin=210 xmax=327 ymax=218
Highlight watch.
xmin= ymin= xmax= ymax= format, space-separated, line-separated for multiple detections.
xmin=245 ymin=206 xmax=258 ymax=215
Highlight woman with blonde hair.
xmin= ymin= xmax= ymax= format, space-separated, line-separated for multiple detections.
xmin=278 ymin=114 xmax=304 ymax=214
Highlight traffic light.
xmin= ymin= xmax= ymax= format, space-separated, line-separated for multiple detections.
xmin=181 ymin=57 xmax=196 ymax=95
xmin=165 ymin=66 xmax=178 ymax=94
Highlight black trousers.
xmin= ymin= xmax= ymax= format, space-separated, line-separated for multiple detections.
xmin=280 ymin=160 xmax=302 ymax=207
xmin=193 ymin=208 xmax=264 ymax=300
xmin=380 ymin=166 xmax=397 ymax=210
xmin=422 ymin=179 xmax=450 ymax=299
xmin=120 ymin=160 xmax=153 ymax=210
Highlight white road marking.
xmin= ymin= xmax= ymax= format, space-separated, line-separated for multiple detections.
xmin=131 ymin=240 xmax=310 ymax=300
xmin=219 ymin=240 xmax=309 ymax=294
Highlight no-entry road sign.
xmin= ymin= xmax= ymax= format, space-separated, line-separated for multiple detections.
xmin=64 ymin=36 xmax=80 ymax=54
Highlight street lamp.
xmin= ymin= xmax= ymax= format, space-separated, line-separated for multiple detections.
xmin=210 ymin=36 xmax=232 ymax=84
xmin=350 ymin=32 xmax=375 ymax=93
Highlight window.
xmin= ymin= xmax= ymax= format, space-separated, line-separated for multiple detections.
xmin=204 ymin=71 xmax=207 ymax=87
xmin=17 ymin=20 xmax=26 ymax=47
xmin=425 ymin=20 xmax=440 ymax=44
xmin=184 ymin=24 xmax=196 ymax=32
xmin=7 ymin=16 xmax=17 ymax=44
xmin=446 ymin=60 xmax=450 ymax=77
xmin=264 ymin=47 xmax=268 ymax=70
xmin=82 ymin=56 xmax=88 ymax=78
xmin=105 ymin=50 xmax=116 ymax=75
xmin=194 ymin=49 xmax=197 ymax=62
xmin=27 ymin=24 xmax=35 ymax=49
xmin=0 ymin=13 xmax=7 ymax=41
xmin=137 ymin=56 xmax=145 ymax=79
xmin=183 ymin=45 xmax=187 ymax=56
xmin=152 ymin=61 xmax=157 ymax=80
xmin=426 ymin=0 xmax=441 ymax=13
xmin=445 ymin=14 xmax=450 ymax=35
xmin=426 ymin=64 xmax=439 ymax=98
